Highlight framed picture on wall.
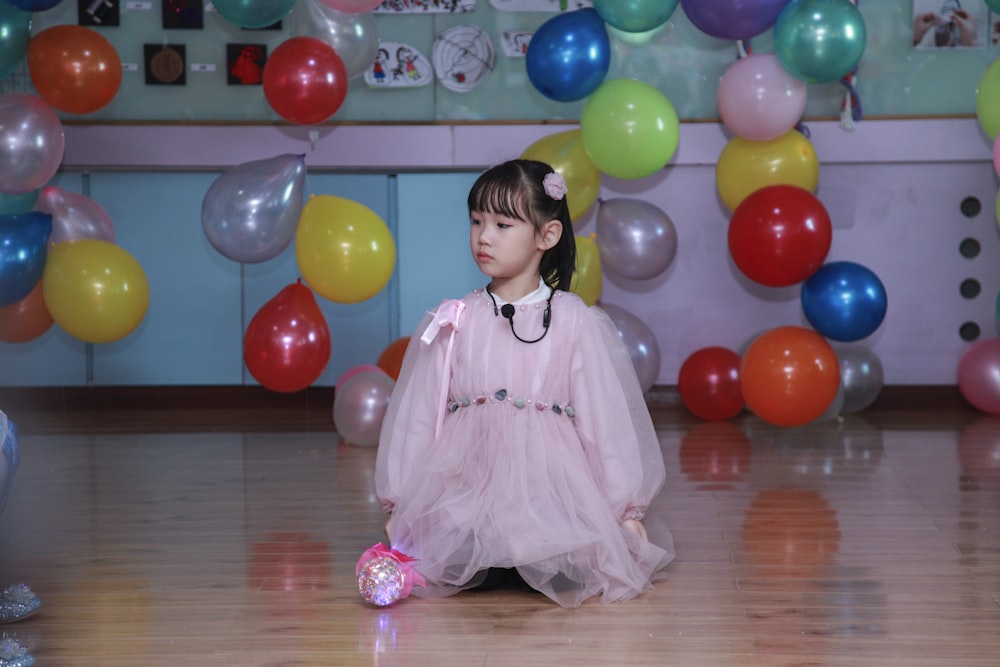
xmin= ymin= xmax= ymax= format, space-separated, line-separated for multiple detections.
xmin=78 ymin=0 xmax=120 ymax=26
xmin=912 ymin=0 xmax=989 ymax=48
xmin=163 ymin=0 xmax=204 ymax=30
xmin=144 ymin=44 xmax=187 ymax=85
xmin=227 ymin=44 xmax=267 ymax=85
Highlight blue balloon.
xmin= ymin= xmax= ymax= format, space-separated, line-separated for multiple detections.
xmin=526 ymin=8 xmax=610 ymax=103
xmin=801 ymin=261 xmax=887 ymax=342
xmin=680 ymin=0 xmax=791 ymax=41
xmin=0 ymin=212 xmax=52 ymax=308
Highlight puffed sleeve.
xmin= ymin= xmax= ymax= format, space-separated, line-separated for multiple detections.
xmin=568 ymin=304 xmax=665 ymax=522
xmin=374 ymin=311 xmax=448 ymax=513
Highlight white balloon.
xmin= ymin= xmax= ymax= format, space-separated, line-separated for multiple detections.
xmin=291 ymin=0 xmax=380 ymax=80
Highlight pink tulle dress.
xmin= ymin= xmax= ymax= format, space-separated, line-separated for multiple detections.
xmin=374 ymin=284 xmax=674 ymax=608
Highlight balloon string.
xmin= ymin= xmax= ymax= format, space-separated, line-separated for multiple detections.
xmin=736 ymin=39 xmax=751 ymax=59
xmin=839 ymin=0 xmax=862 ymax=131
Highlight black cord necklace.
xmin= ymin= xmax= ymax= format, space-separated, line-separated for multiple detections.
xmin=485 ymin=283 xmax=553 ymax=344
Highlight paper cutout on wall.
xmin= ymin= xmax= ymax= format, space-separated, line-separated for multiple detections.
xmin=490 ymin=0 xmax=591 ymax=12
xmin=501 ymin=30 xmax=533 ymax=57
xmin=433 ymin=24 xmax=495 ymax=92
xmin=375 ymin=0 xmax=475 ymax=13
xmin=364 ymin=42 xmax=434 ymax=88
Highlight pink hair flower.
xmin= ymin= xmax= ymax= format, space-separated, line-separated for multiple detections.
xmin=543 ymin=172 xmax=567 ymax=201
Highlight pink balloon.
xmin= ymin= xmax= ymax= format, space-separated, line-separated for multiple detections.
xmin=717 ymin=54 xmax=806 ymax=142
xmin=958 ymin=339 xmax=1000 ymax=415
xmin=335 ymin=363 xmax=386 ymax=393
xmin=317 ymin=0 xmax=382 ymax=13
xmin=333 ymin=370 xmax=395 ymax=446
xmin=35 ymin=186 xmax=115 ymax=245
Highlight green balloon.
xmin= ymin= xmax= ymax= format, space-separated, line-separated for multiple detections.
xmin=580 ymin=78 xmax=679 ymax=181
xmin=978 ymin=59 xmax=1000 ymax=140
xmin=0 ymin=3 xmax=31 ymax=81
xmin=774 ymin=0 xmax=867 ymax=84
xmin=0 ymin=189 xmax=37 ymax=215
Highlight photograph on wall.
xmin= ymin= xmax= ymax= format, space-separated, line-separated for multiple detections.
xmin=490 ymin=0 xmax=591 ymax=11
xmin=433 ymin=24 xmax=495 ymax=92
xmin=227 ymin=44 xmax=267 ymax=85
xmin=144 ymin=43 xmax=187 ymax=85
xmin=78 ymin=0 xmax=120 ymax=26
xmin=501 ymin=30 xmax=533 ymax=57
xmin=162 ymin=0 xmax=204 ymax=30
xmin=375 ymin=0 xmax=475 ymax=13
xmin=912 ymin=0 xmax=988 ymax=48
xmin=363 ymin=41 xmax=433 ymax=88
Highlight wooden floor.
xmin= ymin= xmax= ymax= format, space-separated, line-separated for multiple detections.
xmin=1 ymin=388 xmax=999 ymax=666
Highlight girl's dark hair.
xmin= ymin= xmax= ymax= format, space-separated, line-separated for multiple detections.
xmin=467 ymin=159 xmax=576 ymax=291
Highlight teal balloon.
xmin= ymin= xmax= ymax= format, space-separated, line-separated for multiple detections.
xmin=0 ymin=190 xmax=38 ymax=215
xmin=774 ymin=0 xmax=866 ymax=84
xmin=0 ymin=4 xmax=31 ymax=81
xmin=593 ymin=0 xmax=679 ymax=34
xmin=988 ymin=0 xmax=1000 ymax=13
xmin=210 ymin=0 xmax=295 ymax=29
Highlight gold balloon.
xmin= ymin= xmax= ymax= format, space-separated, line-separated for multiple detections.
xmin=570 ymin=233 xmax=601 ymax=306
xmin=716 ymin=129 xmax=819 ymax=212
xmin=295 ymin=194 xmax=396 ymax=304
xmin=521 ymin=129 xmax=601 ymax=222
xmin=42 ymin=239 xmax=149 ymax=344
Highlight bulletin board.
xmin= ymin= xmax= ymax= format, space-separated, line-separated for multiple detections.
xmin=2 ymin=0 xmax=997 ymax=123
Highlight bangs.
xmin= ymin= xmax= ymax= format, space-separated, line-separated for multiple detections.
xmin=467 ymin=167 xmax=532 ymax=222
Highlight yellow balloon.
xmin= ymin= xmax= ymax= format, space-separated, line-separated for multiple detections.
xmin=570 ymin=234 xmax=601 ymax=306
xmin=42 ymin=239 xmax=150 ymax=344
xmin=296 ymin=194 xmax=396 ymax=304
xmin=716 ymin=130 xmax=819 ymax=212
xmin=520 ymin=129 xmax=601 ymax=221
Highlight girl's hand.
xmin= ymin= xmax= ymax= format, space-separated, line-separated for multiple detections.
xmin=623 ymin=519 xmax=648 ymax=541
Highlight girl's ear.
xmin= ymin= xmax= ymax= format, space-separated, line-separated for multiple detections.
xmin=537 ymin=219 xmax=563 ymax=251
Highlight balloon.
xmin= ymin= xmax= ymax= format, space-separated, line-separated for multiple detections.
xmin=42 ymin=239 xmax=149 ymax=344
xmin=680 ymin=0 xmax=790 ymax=40
xmin=296 ymin=194 xmax=396 ymax=304
xmin=526 ymin=8 xmax=611 ymax=102
xmin=977 ymin=58 xmax=1000 ymax=140
xmin=715 ymin=129 xmax=819 ymax=212
xmin=336 ymin=363 xmax=387 ymax=393
xmin=27 ymin=25 xmax=122 ymax=115
xmin=35 ymin=186 xmax=115 ymax=246
xmin=334 ymin=370 xmax=395 ymax=446
xmin=201 ymin=154 xmax=306 ymax=263
xmin=835 ymin=343 xmax=883 ymax=414
xmin=774 ymin=0 xmax=866 ymax=84
xmin=593 ymin=0 xmax=678 ymax=33
xmin=740 ymin=326 xmax=840 ymax=427
xmin=728 ymin=184 xmax=831 ymax=287
xmin=211 ymin=0 xmax=296 ymax=29
xmin=0 ymin=190 xmax=38 ymax=216
xmin=244 ymin=280 xmax=331 ymax=393
xmin=801 ymin=261 xmax=887 ymax=342
xmin=958 ymin=339 xmax=1000 ymax=415
xmin=0 ymin=4 xmax=30 ymax=81
xmin=318 ymin=0 xmax=382 ymax=12
xmin=520 ymin=130 xmax=601 ymax=221
xmin=570 ymin=233 xmax=601 ymax=306
xmin=595 ymin=198 xmax=677 ymax=281
xmin=598 ymin=302 xmax=660 ymax=393
xmin=581 ymin=78 xmax=679 ymax=180
xmin=377 ymin=337 xmax=410 ymax=380
xmin=0 ymin=212 xmax=52 ymax=307
xmin=0 ymin=93 xmax=65 ymax=194
xmin=678 ymin=347 xmax=744 ymax=421
xmin=290 ymin=0 xmax=380 ymax=80
xmin=717 ymin=54 xmax=807 ymax=142
xmin=263 ymin=37 xmax=349 ymax=125
xmin=0 ymin=281 xmax=53 ymax=343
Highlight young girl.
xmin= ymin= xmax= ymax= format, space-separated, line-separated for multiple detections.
xmin=374 ymin=159 xmax=673 ymax=608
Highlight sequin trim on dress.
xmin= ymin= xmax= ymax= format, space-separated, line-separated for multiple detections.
xmin=447 ymin=388 xmax=575 ymax=417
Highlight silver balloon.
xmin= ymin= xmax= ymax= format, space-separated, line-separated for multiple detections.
xmin=836 ymin=344 xmax=884 ymax=414
xmin=201 ymin=154 xmax=306 ymax=264
xmin=0 ymin=93 xmax=65 ymax=195
xmin=333 ymin=371 xmax=396 ymax=447
xmin=598 ymin=302 xmax=661 ymax=393
xmin=291 ymin=0 xmax=380 ymax=80
xmin=36 ymin=186 xmax=116 ymax=245
xmin=595 ymin=198 xmax=678 ymax=281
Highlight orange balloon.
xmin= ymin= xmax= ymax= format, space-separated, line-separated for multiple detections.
xmin=0 ymin=281 xmax=53 ymax=343
xmin=740 ymin=325 xmax=839 ymax=427
xmin=377 ymin=336 xmax=410 ymax=380
xmin=28 ymin=25 xmax=122 ymax=115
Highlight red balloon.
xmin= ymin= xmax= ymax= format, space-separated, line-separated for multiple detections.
xmin=27 ymin=25 xmax=122 ymax=115
xmin=244 ymin=280 xmax=331 ymax=393
xmin=740 ymin=326 xmax=840 ymax=427
xmin=0 ymin=281 xmax=53 ymax=343
xmin=377 ymin=337 xmax=410 ymax=380
xmin=728 ymin=184 xmax=832 ymax=287
xmin=678 ymin=346 xmax=744 ymax=420
xmin=263 ymin=36 xmax=348 ymax=125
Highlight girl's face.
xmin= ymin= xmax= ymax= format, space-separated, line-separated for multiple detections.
xmin=470 ymin=210 xmax=545 ymax=285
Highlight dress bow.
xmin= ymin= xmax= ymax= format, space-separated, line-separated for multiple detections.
xmin=420 ymin=298 xmax=465 ymax=344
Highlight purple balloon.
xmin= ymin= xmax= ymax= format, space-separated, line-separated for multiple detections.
xmin=680 ymin=0 xmax=791 ymax=40
xmin=598 ymin=302 xmax=661 ymax=392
